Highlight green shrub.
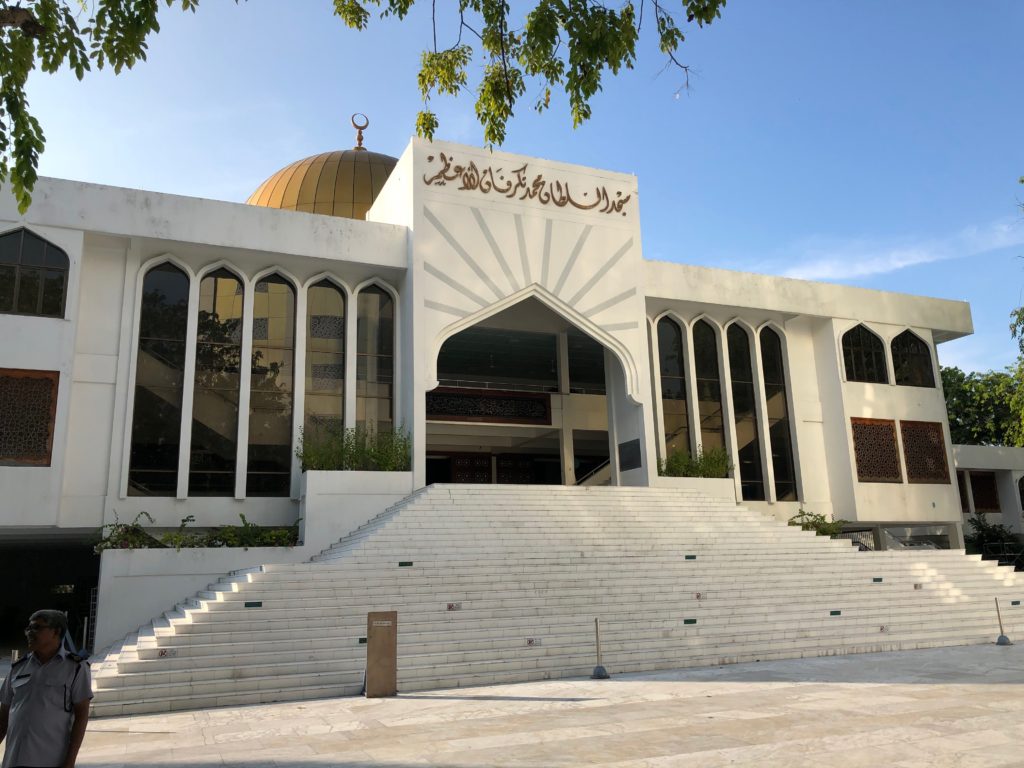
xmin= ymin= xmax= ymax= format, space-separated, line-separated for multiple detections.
xmin=97 ymin=512 xmax=300 ymax=553
xmin=160 ymin=514 xmax=205 ymax=550
xmin=788 ymin=508 xmax=848 ymax=537
xmin=204 ymin=513 xmax=300 ymax=548
xmin=162 ymin=514 xmax=300 ymax=549
xmin=296 ymin=423 xmax=411 ymax=471
xmin=658 ymin=446 xmax=732 ymax=478
xmin=94 ymin=511 xmax=164 ymax=554
xmin=964 ymin=512 xmax=1019 ymax=554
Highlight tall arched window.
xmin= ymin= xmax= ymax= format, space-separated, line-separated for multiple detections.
xmin=658 ymin=318 xmax=690 ymax=457
xmin=247 ymin=275 xmax=295 ymax=497
xmin=356 ymin=285 xmax=394 ymax=432
xmin=891 ymin=330 xmax=935 ymax=388
xmin=693 ymin=320 xmax=725 ymax=450
xmin=305 ymin=280 xmax=346 ymax=437
xmin=761 ymin=327 xmax=797 ymax=500
xmin=0 ymin=228 xmax=69 ymax=318
xmin=727 ymin=325 xmax=764 ymax=500
xmin=842 ymin=324 xmax=888 ymax=383
xmin=128 ymin=263 xmax=189 ymax=496
xmin=189 ymin=268 xmax=244 ymax=496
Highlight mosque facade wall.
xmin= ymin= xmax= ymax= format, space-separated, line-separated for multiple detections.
xmin=0 ymin=223 xmax=83 ymax=530
xmin=0 ymin=141 xmax=988 ymax=555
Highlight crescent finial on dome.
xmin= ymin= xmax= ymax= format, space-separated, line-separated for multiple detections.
xmin=352 ymin=113 xmax=369 ymax=151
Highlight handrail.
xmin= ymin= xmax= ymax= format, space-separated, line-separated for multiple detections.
xmin=576 ymin=457 xmax=611 ymax=486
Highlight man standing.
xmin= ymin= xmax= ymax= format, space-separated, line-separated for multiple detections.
xmin=0 ymin=610 xmax=92 ymax=768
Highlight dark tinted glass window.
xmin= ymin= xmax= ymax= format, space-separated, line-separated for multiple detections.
xmin=356 ymin=285 xmax=394 ymax=432
xmin=567 ymin=329 xmax=606 ymax=394
xmin=891 ymin=330 xmax=935 ymax=388
xmin=657 ymin=318 xmax=689 ymax=457
xmin=437 ymin=326 xmax=558 ymax=393
xmin=693 ymin=320 xmax=725 ymax=450
xmin=189 ymin=268 xmax=243 ymax=496
xmin=761 ymin=327 xmax=797 ymax=500
xmin=842 ymin=324 xmax=888 ymax=383
xmin=0 ymin=265 xmax=14 ymax=311
xmin=128 ymin=263 xmax=190 ymax=496
xmin=0 ymin=229 xmax=69 ymax=318
xmin=728 ymin=325 xmax=764 ymax=500
xmin=305 ymin=280 xmax=346 ymax=438
xmin=248 ymin=275 xmax=295 ymax=497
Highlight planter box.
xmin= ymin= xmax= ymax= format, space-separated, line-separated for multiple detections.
xmin=653 ymin=475 xmax=738 ymax=501
xmin=299 ymin=470 xmax=416 ymax=552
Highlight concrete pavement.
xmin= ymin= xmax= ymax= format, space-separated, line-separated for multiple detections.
xmin=65 ymin=643 xmax=1024 ymax=767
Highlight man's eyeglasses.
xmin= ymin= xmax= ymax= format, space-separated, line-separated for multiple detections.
xmin=25 ymin=623 xmax=52 ymax=632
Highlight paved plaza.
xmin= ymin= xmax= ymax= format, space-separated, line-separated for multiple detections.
xmin=66 ymin=643 xmax=1024 ymax=768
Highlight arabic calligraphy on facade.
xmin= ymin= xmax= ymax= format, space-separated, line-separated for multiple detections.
xmin=422 ymin=153 xmax=631 ymax=216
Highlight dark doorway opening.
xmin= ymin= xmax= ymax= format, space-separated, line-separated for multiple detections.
xmin=0 ymin=542 xmax=100 ymax=655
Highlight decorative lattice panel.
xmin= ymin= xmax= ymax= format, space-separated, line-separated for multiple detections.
xmin=0 ymin=369 xmax=58 ymax=465
xmin=310 ymin=315 xmax=345 ymax=339
xmin=426 ymin=389 xmax=550 ymax=425
xmin=851 ymin=418 xmax=901 ymax=483
xmin=310 ymin=363 xmax=345 ymax=391
xmin=900 ymin=420 xmax=950 ymax=484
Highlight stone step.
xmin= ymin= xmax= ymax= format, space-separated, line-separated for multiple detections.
xmin=154 ymin=597 xmax=1022 ymax=639
xmin=186 ymin=582 xmax=1015 ymax=612
xmin=130 ymin=614 xmax=1022 ymax=670
xmin=91 ymin=483 xmax=1012 ymax=716
xmin=204 ymin=575 xmax=1014 ymax=600
xmin=162 ymin=600 xmax=1011 ymax=636
xmin=97 ymin=626 xmax=1007 ymax=716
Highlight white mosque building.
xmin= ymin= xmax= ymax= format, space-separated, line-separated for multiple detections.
xmin=0 ymin=123 xmax=1020 ymax=672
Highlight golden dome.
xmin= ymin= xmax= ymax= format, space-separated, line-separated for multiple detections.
xmin=246 ymin=148 xmax=397 ymax=220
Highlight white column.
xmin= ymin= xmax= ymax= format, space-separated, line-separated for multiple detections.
xmin=752 ymin=329 xmax=777 ymax=503
xmin=115 ymin=240 xmax=143 ymax=500
xmin=176 ymin=273 xmax=201 ymax=500
xmin=719 ymin=326 xmax=741 ymax=501
xmin=345 ymin=291 xmax=359 ymax=432
xmin=234 ymin=279 xmax=255 ymax=501
xmin=963 ymin=471 xmax=976 ymax=516
xmin=290 ymin=286 xmax=308 ymax=499
xmin=996 ymin=471 xmax=1022 ymax=533
xmin=557 ymin=331 xmax=575 ymax=484
xmin=648 ymin=318 xmax=668 ymax=465
xmin=683 ymin=324 xmax=700 ymax=456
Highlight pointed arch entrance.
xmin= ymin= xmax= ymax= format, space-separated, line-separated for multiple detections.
xmin=425 ymin=296 xmax=644 ymax=486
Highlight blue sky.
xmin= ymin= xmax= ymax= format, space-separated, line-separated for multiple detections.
xmin=26 ymin=1 xmax=1023 ymax=372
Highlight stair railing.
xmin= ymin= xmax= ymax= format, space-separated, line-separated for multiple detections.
xmin=575 ymin=457 xmax=611 ymax=486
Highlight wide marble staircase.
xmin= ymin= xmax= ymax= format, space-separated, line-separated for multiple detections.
xmin=90 ymin=485 xmax=1024 ymax=716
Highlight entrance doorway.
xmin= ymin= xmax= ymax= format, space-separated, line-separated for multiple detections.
xmin=426 ymin=452 xmax=563 ymax=485
xmin=426 ymin=298 xmax=615 ymax=486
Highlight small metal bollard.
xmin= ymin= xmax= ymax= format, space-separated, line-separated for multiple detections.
xmin=995 ymin=598 xmax=1013 ymax=646
xmin=591 ymin=617 xmax=609 ymax=679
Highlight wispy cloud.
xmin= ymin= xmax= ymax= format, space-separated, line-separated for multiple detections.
xmin=775 ymin=218 xmax=1024 ymax=281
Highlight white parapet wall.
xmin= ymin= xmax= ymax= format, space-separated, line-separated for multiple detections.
xmin=95 ymin=546 xmax=312 ymax=650
xmin=299 ymin=470 xmax=416 ymax=554
xmin=652 ymin=476 xmax=738 ymax=501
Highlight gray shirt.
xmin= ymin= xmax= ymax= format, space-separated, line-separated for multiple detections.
xmin=0 ymin=648 xmax=92 ymax=768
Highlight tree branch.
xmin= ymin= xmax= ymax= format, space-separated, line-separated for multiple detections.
xmin=0 ymin=7 xmax=45 ymax=37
